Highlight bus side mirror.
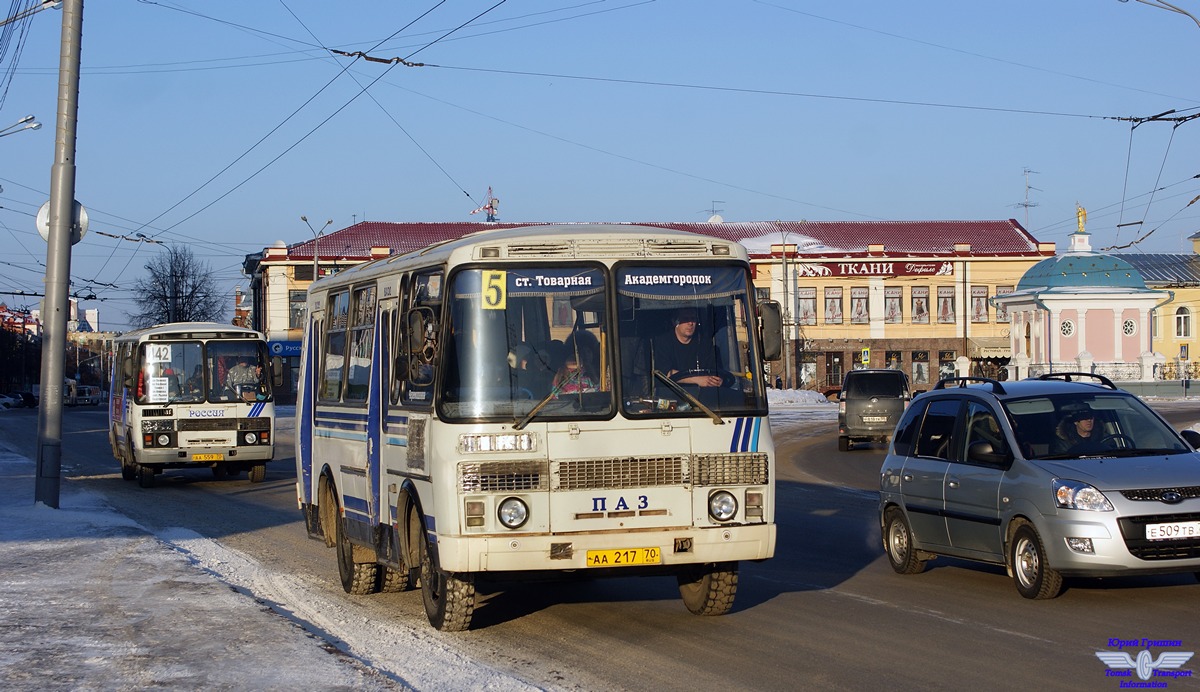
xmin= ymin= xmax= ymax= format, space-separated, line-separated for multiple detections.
xmin=758 ymin=301 xmax=782 ymax=361
xmin=271 ymin=355 xmax=284 ymax=387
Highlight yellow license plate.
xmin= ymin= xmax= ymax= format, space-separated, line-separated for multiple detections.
xmin=585 ymin=547 xmax=661 ymax=567
xmin=193 ymin=453 xmax=224 ymax=462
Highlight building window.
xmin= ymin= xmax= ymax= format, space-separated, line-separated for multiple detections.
xmin=850 ymin=287 xmax=869 ymax=324
xmin=755 ymin=287 xmax=770 ymax=304
xmin=886 ymin=350 xmax=903 ymax=371
xmin=1060 ymin=319 xmax=1074 ymax=338
xmin=911 ymin=287 xmax=929 ymax=324
xmin=936 ymin=287 xmax=956 ymax=324
xmin=884 ymin=287 xmax=902 ymax=323
xmin=289 ymin=290 xmax=306 ymax=329
xmin=912 ymin=351 xmax=929 ymax=384
xmin=1176 ymin=307 xmax=1190 ymax=338
xmin=796 ymin=288 xmax=817 ymax=325
xmin=938 ymin=350 xmax=956 ymax=379
xmin=1122 ymin=319 xmax=1137 ymax=336
xmin=824 ymin=287 xmax=843 ymax=324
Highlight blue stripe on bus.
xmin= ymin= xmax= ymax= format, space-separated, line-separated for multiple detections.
xmin=750 ymin=417 xmax=761 ymax=452
xmin=343 ymin=493 xmax=370 ymax=516
xmin=315 ymin=428 xmax=367 ymax=443
xmin=248 ymin=401 xmax=265 ymax=417
xmin=729 ymin=417 xmax=745 ymax=452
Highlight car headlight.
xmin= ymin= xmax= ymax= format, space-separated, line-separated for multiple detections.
xmin=1053 ymin=479 xmax=1114 ymax=512
xmin=708 ymin=490 xmax=738 ymax=522
xmin=497 ymin=497 xmax=529 ymax=529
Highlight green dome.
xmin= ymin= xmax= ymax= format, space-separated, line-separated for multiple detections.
xmin=1016 ymin=252 xmax=1147 ymax=291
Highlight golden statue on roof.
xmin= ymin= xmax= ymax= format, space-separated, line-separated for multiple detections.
xmin=1076 ymin=204 xmax=1087 ymax=234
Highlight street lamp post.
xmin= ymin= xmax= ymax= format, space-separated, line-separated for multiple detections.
xmin=0 ymin=114 xmax=41 ymax=138
xmin=1118 ymin=0 xmax=1200 ymax=28
xmin=301 ymin=215 xmax=333 ymax=284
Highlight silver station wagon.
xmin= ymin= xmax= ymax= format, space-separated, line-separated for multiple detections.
xmin=879 ymin=373 xmax=1200 ymax=598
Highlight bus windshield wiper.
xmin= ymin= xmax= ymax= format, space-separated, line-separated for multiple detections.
xmin=653 ymin=370 xmax=724 ymax=425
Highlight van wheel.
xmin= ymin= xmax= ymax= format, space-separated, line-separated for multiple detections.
xmin=677 ymin=562 xmax=738 ymax=615
xmin=838 ymin=436 xmax=850 ymax=452
xmin=419 ymin=527 xmax=475 ymax=631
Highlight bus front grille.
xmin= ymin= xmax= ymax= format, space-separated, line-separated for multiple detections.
xmin=178 ymin=419 xmax=237 ymax=432
xmin=553 ymin=456 xmax=687 ymax=491
xmin=692 ymin=453 xmax=769 ymax=486
xmin=459 ymin=461 xmax=548 ymax=493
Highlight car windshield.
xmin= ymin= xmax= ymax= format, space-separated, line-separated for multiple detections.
xmin=1004 ymin=393 xmax=1190 ymax=459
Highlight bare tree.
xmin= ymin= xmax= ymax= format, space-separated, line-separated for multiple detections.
xmin=127 ymin=246 xmax=227 ymax=329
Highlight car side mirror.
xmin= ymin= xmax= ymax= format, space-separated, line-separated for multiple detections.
xmin=967 ymin=440 xmax=1011 ymax=466
xmin=1181 ymin=429 xmax=1200 ymax=451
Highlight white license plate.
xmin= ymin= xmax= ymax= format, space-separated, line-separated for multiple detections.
xmin=1146 ymin=521 xmax=1200 ymax=541
xmin=862 ymin=416 xmax=888 ymax=423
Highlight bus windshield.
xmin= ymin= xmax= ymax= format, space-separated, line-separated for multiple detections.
xmin=616 ymin=263 xmax=765 ymax=416
xmin=440 ymin=265 xmax=611 ymax=421
xmin=137 ymin=339 xmax=269 ymax=405
xmin=436 ymin=262 xmax=766 ymax=421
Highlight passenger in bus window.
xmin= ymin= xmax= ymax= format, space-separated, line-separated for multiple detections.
xmin=184 ymin=365 xmax=203 ymax=395
xmin=553 ymin=354 xmax=598 ymax=396
xmin=653 ymin=307 xmax=727 ymax=387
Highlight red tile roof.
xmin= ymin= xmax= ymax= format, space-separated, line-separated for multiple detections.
xmin=280 ymin=219 xmax=1042 ymax=262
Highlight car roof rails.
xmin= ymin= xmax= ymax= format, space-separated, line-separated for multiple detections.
xmin=932 ymin=376 xmax=1007 ymax=395
xmin=1034 ymin=372 xmax=1117 ymax=390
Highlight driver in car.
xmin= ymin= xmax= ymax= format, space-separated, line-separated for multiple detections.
xmin=652 ymin=307 xmax=727 ymax=387
xmin=1052 ymin=402 xmax=1109 ymax=455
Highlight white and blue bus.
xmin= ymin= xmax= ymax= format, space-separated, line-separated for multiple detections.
xmin=297 ymin=224 xmax=782 ymax=630
xmin=109 ymin=322 xmax=276 ymax=488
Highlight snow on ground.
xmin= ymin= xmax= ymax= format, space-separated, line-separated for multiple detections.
xmin=0 ymin=437 xmax=535 ymax=691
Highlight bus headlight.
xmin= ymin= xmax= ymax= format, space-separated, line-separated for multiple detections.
xmin=497 ymin=497 xmax=529 ymax=529
xmin=156 ymin=433 xmax=171 ymax=447
xmin=708 ymin=490 xmax=738 ymax=522
xmin=244 ymin=432 xmax=258 ymax=444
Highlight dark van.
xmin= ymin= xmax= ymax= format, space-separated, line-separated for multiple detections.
xmin=838 ymin=369 xmax=910 ymax=451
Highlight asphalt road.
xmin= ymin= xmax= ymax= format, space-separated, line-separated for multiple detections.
xmin=4 ymin=402 xmax=1200 ymax=691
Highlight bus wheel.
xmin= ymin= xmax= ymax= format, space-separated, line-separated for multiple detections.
xmin=418 ymin=529 xmax=475 ymax=631
xmin=136 ymin=464 xmax=156 ymax=489
xmin=317 ymin=477 xmax=337 ymax=548
xmin=120 ymin=448 xmax=136 ymax=482
xmin=211 ymin=466 xmax=227 ymax=480
xmin=248 ymin=463 xmax=266 ymax=483
xmin=677 ymin=562 xmax=738 ymax=615
xmin=378 ymin=563 xmax=412 ymax=593
xmin=335 ymin=511 xmax=379 ymax=595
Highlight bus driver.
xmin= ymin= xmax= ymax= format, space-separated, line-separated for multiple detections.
xmin=653 ymin=307 xmax=726 ymax=387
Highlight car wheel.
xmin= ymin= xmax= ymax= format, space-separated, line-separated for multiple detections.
xmin=1010 ymin=524 xmax=1063 ymax=599
xmin=838 ymin=436 xmax=850 ymax=452
xmin=677 ymin=562 xmax=738 ymax=615
xmin=884 ymin=507 xmax=926 ymax=574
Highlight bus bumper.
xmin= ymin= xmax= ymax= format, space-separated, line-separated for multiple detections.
xmin=434 ymin=523 xmax=776 ymax=574
xmin=134 ymin=446 xmax=274 ymax=468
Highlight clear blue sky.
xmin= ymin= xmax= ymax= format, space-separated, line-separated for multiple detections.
xmin=0 ymin=1 xmax=1197 ymax=331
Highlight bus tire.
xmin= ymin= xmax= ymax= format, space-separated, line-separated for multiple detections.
xmin=378 ymin=564 xmax=412 ymax=593
xmin=317 ymin=476 xmax=337 ymax=548
xmin=677 ymin=562 xmax=738 ymax=616
xmin=248 ymin=463 xmax=266 ymax=483
xmin=120 ymin=447 xmax=136 ymax=482
xmin=211 ymin=465 xmax=227 ymax=480
xmin=334 ymin=507 xmax=378 ymax=595
xmin=418 ymin=530 xmax=475 ymax=631
xmin=136 ymin=464 xmax=156 ymax=489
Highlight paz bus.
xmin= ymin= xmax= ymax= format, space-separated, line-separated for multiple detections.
xmin=297 ymin=224 xmax=782 ymax=631
xmin=109 ymin=322 xmax=276 ymax=488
